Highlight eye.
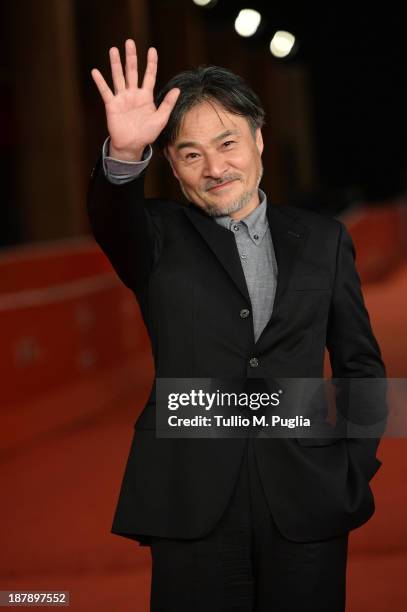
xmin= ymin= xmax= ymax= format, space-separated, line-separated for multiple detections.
xmin=223 ymin=140 xmax=236 ymax=148
xmin=185 ymin=152 xmax=200 ymax=160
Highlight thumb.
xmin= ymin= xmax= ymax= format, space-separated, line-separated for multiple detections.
xmin=156 ymin=87 xmax=181 ymax=125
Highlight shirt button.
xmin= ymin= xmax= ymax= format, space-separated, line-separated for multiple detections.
xmin=241 ymin=253 xmax=247 ymax=260
xmin=232 ymin=224 xmax=240 ymax=231
xmin=240 ymin=308 xmax=250 ymax=319
xmin=249 ymin=357 xmax=259 ymax=368
xmin=253 ymin=234 xmax=259 ymax=240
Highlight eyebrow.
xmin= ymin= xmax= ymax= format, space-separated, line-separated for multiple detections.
xmin=175 ymin=129 xmax=241 ymax=151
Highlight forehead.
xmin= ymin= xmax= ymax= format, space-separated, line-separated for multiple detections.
xmin=175 ymin=100 xmax=250 ymax=142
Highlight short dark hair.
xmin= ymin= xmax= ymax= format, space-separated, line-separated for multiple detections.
xmin=154 ymin=65 xmax=266 ymax=153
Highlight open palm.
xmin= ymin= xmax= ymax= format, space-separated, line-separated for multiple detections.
xmin=91 ymin=40 xmax=180 ymax=159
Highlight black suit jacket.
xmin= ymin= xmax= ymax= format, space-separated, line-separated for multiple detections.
xmin=87 ymin=155 xmax=387 ymax=543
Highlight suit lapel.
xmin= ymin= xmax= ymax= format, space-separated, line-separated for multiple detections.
xmin=182 ymin=202 xmax=310 ymax=328
xmin=183 ymin=205 xmax=251 ymax=304
xmin=256 ymin=203 xmax=310 ymax=342
xmin=266 ymin=204 xmax=309 ymax=309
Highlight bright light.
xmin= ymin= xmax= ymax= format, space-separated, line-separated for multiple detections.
xmin=269 ymin=30 xmax=296 ymax=58
xmin=234 ymin=9 xmax=262 ymax=38
xmin=192 ymin=0 xmax=215 ymax=6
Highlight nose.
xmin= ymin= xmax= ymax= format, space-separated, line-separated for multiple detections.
xmin=203 ymin=151 xmax=228 ymax=179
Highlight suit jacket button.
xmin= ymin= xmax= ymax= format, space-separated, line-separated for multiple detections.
xmin=249 ymin=357 xmax=259 ymax=368
xmin=240 ymin=308 xmax=250 ymax=319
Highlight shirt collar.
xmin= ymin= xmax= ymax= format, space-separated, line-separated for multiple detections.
xmin=214 ymin=188 xmax=269 ymax=244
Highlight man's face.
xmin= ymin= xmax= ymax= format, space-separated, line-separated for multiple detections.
xmin=166 ymin=100 xmax=264 ymax=219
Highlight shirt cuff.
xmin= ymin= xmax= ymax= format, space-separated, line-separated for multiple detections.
xmin=102 ymin=136 xmax=153 ymax=184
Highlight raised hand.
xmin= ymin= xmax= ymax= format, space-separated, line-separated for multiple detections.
xmin=91 ymin=40 xmax=180 ymax=161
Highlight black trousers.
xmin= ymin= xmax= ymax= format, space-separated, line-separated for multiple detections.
xmin=148 ymin=438 xmax=349 ymax=612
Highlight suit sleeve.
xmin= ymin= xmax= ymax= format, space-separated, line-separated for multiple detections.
xmin=86 ymin=153 xmax=162 ymax=293
xmin=326 ymin=221 xmax=388 ymax=481
xmin=102 ymin=137 xmax=153 ymax=184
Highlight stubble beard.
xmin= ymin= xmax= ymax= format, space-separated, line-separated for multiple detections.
xmin=182 ymin=161 xmax=264 ymax=217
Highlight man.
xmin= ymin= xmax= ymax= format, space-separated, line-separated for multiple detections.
xmin=88 ymin=39 xmax=387 ymax=611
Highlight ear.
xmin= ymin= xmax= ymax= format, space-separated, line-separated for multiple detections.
xmin=255 ymin=128 xmax=264 ymax=155
xmin=165 ymin=147 xmax=180 ymax=180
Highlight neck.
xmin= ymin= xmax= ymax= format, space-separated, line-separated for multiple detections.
xmin=229 ymin=190 xmax=260 ymax=220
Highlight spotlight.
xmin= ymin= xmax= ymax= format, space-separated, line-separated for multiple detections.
xmin=234 ymin=9 xmax=262 ymax=38
xmin=192 ymin=0 xmax=217 ymax=7
xmin=269 ymin=30 xmax=296 ymax=58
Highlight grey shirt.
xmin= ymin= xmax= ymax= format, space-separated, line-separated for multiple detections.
xmin=214 ymin=195 xmax=278 ymax=341
xmin=102 ymin=137 xmax=278 ymax=341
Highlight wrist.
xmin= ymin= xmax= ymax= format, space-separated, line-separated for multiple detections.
xmin=108 ymin=142 xmax=147 ymax=162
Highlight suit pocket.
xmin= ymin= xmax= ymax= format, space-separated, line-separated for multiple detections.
xmin=296 ymin=436 xmax=345 ymax=447
xmin=296 ymin=422 xmax=344 ymax=446
xmin=293 ymin=275 xmax=331 ymax=291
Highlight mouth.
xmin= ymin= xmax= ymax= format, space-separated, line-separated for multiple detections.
xmin=207 ymin=179 xmax=238 ymax=192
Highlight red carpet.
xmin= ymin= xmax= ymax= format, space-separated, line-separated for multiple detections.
xmin=1 ymin=207 xmax=406 ymax=610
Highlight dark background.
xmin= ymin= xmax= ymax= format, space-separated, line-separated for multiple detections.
xmin=208 ymin=2 xmax=407 ymax=200
xmin=1 ymin=0 xmax=406 ymax=246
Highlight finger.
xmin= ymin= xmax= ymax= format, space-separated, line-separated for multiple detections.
xmin=156 ymin=87 xmax=181 ymax=124
xmin=125 ymin=39 xmax=138 ymax=88
xmin=91 ymin=68 xmax=114 ymax=104
xmin=109 ymin=47 xmax=126 ymax=93
xmin=141 ymin=47 xmax=158 ymax=91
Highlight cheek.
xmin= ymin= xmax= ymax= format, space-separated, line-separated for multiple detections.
xmin=230 ymin=152 xmax=255 ymax=174
xmin=180 ymin=170 xmax=204 ymax=193
xmin=184 ymin=178 xmax=201 ymax=193
xmin=247 ymin=156 xmax=261 ymax=178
